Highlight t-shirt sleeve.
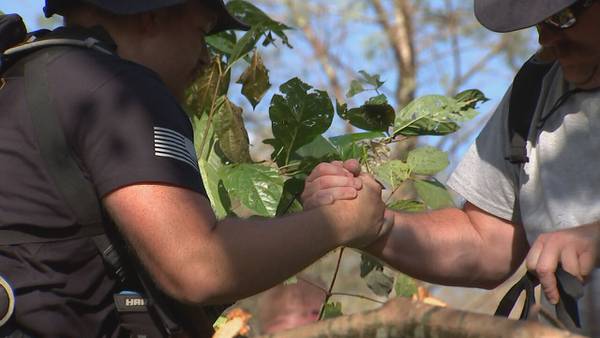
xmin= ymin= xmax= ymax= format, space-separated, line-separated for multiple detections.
xmin=58 ymin=64 xmax=205 ymax=198
xmin=446 ymin=87 xmax=519 ymax=221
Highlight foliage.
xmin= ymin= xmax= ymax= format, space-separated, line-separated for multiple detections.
xmin=185 ymin=0 xmax=486 ymax=322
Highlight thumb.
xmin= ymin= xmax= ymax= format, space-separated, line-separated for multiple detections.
xmin=343 ymin=159 xmax=362 ymax=177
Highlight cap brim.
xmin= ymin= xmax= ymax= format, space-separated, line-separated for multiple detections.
xmin=209 ymin=0 xmax=250 ymax=34
xmin=474 ymin=0 xmax=578 ymax=32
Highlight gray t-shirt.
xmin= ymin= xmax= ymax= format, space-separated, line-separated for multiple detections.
xmin=448 ymin=63 xmax=600 ymax=337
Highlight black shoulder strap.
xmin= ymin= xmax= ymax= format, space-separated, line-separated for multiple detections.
xmin=505 ymin=56 xmax=555 ymax=164
xmin=0 ymin=38 xmax=116 ymax=246
xmin=495 ymin=267 xmax=583 ymax=333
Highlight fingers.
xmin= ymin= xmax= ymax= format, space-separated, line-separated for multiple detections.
xmin=302 ymin=175 xmax=362 ymax=201
xmin=306 ymin=162 xmax=353 ymax=183
xmin=302 ymin=161 xmax=365 ymax=210
xmin=343 ymin=159 xmax=361 ymax=177
xmin=531 ymin=242 xmax=560 ymax=304
xmin=302 ymin=188 xmax=358 ymax=209
xmin=525 ymin=233 xmax=584 ymax=305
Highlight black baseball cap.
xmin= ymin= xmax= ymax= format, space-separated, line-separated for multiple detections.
xmin=474 ymin=0 xmax=578 ymax=32
xmin=43 ymin=0 xmax=250 ymax=34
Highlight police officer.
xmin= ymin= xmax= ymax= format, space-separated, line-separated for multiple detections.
xmin=0 ymin=1 xmax=392 ymax=337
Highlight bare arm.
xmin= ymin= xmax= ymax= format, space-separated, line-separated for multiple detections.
xmin=103 ymin=178 xmax=389 ymax=305
xmin=366 ymin=202 xmax=529 ymax=289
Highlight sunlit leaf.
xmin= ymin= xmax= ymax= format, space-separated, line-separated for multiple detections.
xmin=395 ymin=273 xmax=418 ymax=298
xmin=387 ymin=200 xmax=426 ymax=212
xmin=373 ymin=160 xmax=411 ymax=191
xmin=185 ymin=58 xmax=230 ymax=118
xmin=220 ymin=163 xmax=284 ymax=217
xmin=206 ymin=31 xmax=237 ymax=57
xmin=414 ymin=179 xmax=454 ymax=210
xmin=226 ymin=0 xmax=292 ymax=48
xmin=322 ymin=302 xmax=343 ymax=319
xmin=276 ymin=177 xmax=305 ymax=216
xmin=193 ymin=114 xmax=231 ymax=219
xmin=237 ymin=52 xmax=271 ymax=108
xmin=213 ymin=96 xmax=252 ymax=163
xmin=393 ymin=94 xmax=480 ymax=137
xmin=360 ymin=254 xmax=384 ymax=278
xmin=346 ymin=80 xmax=365 ymax=98
xmin=268 ymin=78 xmax=334 ymax=166
xmin=284 ymin=276 xmax=298 ymax=285
xmin=455 ymin=89 xmax=489 ymax=109
xmin=358 ymin=70 xmax=385 ymax=89
xmin=338 ymin=94 xmax=395 ymax=132
xmin=365 ymin=269 xmax=394 ymax=297
xmin=229 ymin=26 xmax=262 ymax=63
xmin=407 ymin=147 xmax=449 ymax=176
xmin=329 ymin=131 xmax=384 ymax=161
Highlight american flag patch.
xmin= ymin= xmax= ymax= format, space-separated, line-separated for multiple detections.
xmin=153 ymin=127 xmax=199 ymax=172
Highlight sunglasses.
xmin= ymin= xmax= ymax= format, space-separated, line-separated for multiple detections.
xmin=543 ymin=0 xmax=595 ymax=29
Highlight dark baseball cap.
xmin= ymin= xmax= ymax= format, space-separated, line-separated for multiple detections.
xmin=44 ymin=0 xmax=250 ymax=34
xmin=474 ymin=0 xmax=578 ymax=32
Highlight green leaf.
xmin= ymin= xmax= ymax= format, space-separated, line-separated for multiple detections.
xmin=407 ymin=147 xmax=449 ymax=176
xmin=346 ymin=80 xmax=365 ymax=98
xmin=393 ymin=95 xmax=479 ymax=137
xmin=414 ymin=179 xmax=454 ymax=210
xmin=364 ymin=269 xmax=394 ymax=297
xmin=185 ymin=58 xmax=230 ymax=118
xmin=284 ymin=276 xmax=298 ymax=285
xmin=329 ymin=132 xmax=384 ymax=161
xmin=193 ymin=113 xmax=231 ymax=219
xmin=329 ymin=131 xmax=385 ymax=146
xmin=360 ymin=254 xmax=384 ymax=278
xmin=268 ymin=78 xmax=334 ymax=166
xmin=226 ymin=0 xmax=292 ymax=48
xmin=387 ymin=200 xmax=426 ymax=212
xmin=338 ymin=94 xmax=395 ymax=132
xmin=455 ymin=89 xmax=489 ymax=109
xmin=395 ymin=273 xmax=418 ymax=298
xmin=213 ymin=96 xmax=252 ymax=163
xmin=373 ymin=160 xmax=411 ymax=191
xmin=358 ymin=70 xmax=385 ymax=89
xmin=213 ymin=315 xmax=228 ymax=329
xmin=237 ymin=52 xmax=271 ymax=108
xmin=276 ymin=177 xmax=305 ymax=216
xmin=322 ymin=302 xmax=343 ymax=319
xmin=220 ymin=164 xmax=284 ymax=217
xmin=206 ymin=31 xmax=237 ymax=57
xmin=295 ymin=135 xmax=339 ymax=160
xmin=229 ymin=26 xmax=262 ymax=64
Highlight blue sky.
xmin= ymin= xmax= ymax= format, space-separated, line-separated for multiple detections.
xmin=2 ymin=1 xmax=538 ymax=174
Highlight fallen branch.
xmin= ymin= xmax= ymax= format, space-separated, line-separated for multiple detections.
xmin=257 ymin=296 xmax=588 ymax=338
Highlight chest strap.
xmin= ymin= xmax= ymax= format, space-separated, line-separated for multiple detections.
xmin=505 ymin=56 xmax=555 ymax=164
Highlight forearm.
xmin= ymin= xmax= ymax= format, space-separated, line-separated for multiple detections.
xmin=189 ymin=208 xmax=343 ymax=304
xmin=367 ymin=205 xmax=526 ymax=289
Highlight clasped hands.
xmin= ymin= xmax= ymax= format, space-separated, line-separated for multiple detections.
xmin=301 ymin=159 xmax=394 ymax=249
xmin=302 ymin=159 xmax=600 ymax=305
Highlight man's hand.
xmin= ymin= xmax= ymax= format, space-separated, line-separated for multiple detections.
xmin=324 ymin=172 xmax=394 ymax=248
xmin=301 ymin=160 xmax=362 ymax=209
xmin=525 ymin=223 xmax=600 ymax=304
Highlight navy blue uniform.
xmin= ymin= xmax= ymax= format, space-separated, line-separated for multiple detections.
xmin=0 ymin=27 xmax=205 ymax=337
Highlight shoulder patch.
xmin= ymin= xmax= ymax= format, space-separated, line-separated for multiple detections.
xmin=153 ymin=126 xmax=199 ymax=172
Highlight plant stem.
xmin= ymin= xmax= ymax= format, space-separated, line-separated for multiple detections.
xmin=318 ymin=247 xmax=345 ymax=320
xmin=329 ymin=292 xmax=386 ymax=304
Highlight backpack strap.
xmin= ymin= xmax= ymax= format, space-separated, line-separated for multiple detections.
xmin=0 ymin=46 xmax=108 ymax=246
xmin=505 ymin=56 xmax=555 ymax=164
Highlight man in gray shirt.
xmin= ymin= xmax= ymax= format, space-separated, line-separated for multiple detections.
xmin=303 ymin=0 xmax=600 ymax=336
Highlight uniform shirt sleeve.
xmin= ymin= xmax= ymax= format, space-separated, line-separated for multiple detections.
xmin=52 ymin=52 xmax=205 ymax=198
xmin=446 ymin=87 xmax=519 ymax=221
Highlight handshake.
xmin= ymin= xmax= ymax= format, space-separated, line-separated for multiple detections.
xmin=300 ymin=159 xmax=395 ymax=249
